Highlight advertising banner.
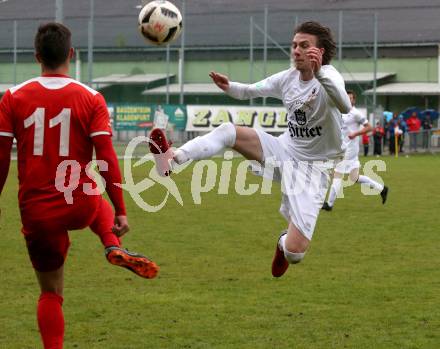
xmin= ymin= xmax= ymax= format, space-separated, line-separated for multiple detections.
xmin=114 ymin=105 xmax=153 ymax=130
xmin=186 ymin=105 xmax=288 ymax=132
xmin=114 ymin=104 xmax=187 ymax=131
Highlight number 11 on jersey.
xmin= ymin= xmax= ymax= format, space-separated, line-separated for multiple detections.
xmin=24 ymin=107 xmax=71 ymax=156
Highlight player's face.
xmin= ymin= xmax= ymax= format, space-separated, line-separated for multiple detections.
xmin=291 ymin=33 xmax=319 ymax=71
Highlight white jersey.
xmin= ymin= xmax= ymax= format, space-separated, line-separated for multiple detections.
xmin=227 ymin=65 xmax=351 ymax=161
xmin=341 ymin=106 xmax=368 ymax=160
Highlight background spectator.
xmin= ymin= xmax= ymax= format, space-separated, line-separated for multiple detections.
xmin=422 ymin=114 xmax=433 ymax=149
xmin=373 ymin=121 xmax=385 ymax=155
xmin=362 ymin=132 xmax=370 ymax=156
xmin=386 ymin=114 xmax=399 ymax=154
xmin=406 ymin=111 xmax=421 ymax=152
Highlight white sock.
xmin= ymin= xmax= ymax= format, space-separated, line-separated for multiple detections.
xmin=174 ymin=122 xmax=236 ymax=164
xmin=283 ymin=249 xmax=305 ymax=264
xmin=327 ymin=178 xmax=342 ymax=207
xmin=358 ymin=175 xmax=384 ymax=191
xmin=173 ymin=149 xmax=190 ymax=165
xmin=278 ymin=233 xmax=304 ymax=264
xmin=278 ymin=233 xmax=287 ymax=250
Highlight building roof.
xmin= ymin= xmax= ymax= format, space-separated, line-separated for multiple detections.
xmin=0 ymin=72 xmax=397 ymax=95
xmin=94 ymin=73 xmax=174 ymax=84
xmin=341 ymin=72 xmax=395 ymax=84
xmin=1 ymin=1 xmax=440 ymax=49
xmin=143 ymin=72 xmax=396 ymax=95
xmin=143 ymin=83 xmax=224 ymax=95
xmin=92 ymin=73 xmax=174 ymax=89
xmin=364 ymin=83 xmax=440 ymax=96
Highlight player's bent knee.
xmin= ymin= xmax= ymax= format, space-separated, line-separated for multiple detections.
xmin=283 ymin=249 xmax=305 ymax=264
xmin=217 ymin=122 xmax=236 ymax=146
xmin=217 ymin=121 xmax=235 ymax=131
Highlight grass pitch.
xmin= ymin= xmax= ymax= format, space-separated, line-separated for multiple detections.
xmin=0 ymin=154 xmax=439 ymax=348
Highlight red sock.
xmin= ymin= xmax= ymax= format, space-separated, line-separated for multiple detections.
xmin=100 ymin=232 xmax=121 ymax=248
xmin=90 ymin=199 xmax=121 ymax=248
xmin=37 ymin=292 xmax=64 ymax=349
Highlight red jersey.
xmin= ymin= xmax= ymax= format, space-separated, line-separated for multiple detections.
xmin=0 ymin=74 xmax=112 ymax=211
xmin=406 ymin=116 xmax=421 ymax=132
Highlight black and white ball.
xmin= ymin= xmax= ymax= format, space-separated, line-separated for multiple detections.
xmin=138 ymin=1 xmax=182 ymax=46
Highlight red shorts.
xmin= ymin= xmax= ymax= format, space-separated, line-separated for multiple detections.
xmin=21 ymin=195 xmax=114 ymax=272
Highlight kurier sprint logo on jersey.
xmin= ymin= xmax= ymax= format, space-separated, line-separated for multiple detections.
xmin=294 ymin=109 xmax=307 ymax=126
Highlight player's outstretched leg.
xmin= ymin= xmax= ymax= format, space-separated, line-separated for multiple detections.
xmin=271 ymin=231 xmax=289 ymax=277
xmin=149 ymin=123 xmax=237 ymax=176
xmin=105 ymin=246 xmax=159 ymax=279
xmin=174 ymin=122 xmax=236 ymax=164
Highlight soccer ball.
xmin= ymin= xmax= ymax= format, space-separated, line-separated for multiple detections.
xmin=138 ymin=0 xmax=182 ymax=46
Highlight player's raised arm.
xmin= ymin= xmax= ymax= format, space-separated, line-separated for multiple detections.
xmin=209 ymin=70 xmax=284 ymax=100
xmin=209 ymin=71 xmax=230 ymax=91
xmin=92 ymin=135 xmax=129 ymax=237
xmin=349 ymin=121 xmax=373 ymax=140
xmin=90 ymin=93 xmax=129 ymax=237
xmin=314 ymin=65 xmax=351 ymax=114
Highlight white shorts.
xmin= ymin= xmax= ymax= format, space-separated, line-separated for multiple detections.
xmin=335 ymin=146 xmax=360 ymax=174
xmin=335 ymin=158 xmax=360 ymax=174
xmin=252 ymin=130 xmax=334 ymax=240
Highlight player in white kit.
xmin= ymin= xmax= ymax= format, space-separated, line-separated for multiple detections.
xmin=322 ymin=90 xmax=388 ymax=211
xmin=149 ymin=21 xmax=351 ymax=277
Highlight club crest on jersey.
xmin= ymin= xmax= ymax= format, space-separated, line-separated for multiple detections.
xmin=294 ymin=109 xmax=307 ymax=126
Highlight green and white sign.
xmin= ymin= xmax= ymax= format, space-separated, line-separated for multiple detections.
xmin=114 ymin=105 xmax=153 ymax=130
xmin=113 ymin=104 xmax=187 ymax=131
xmin=163 ymin=105 xmax=187 ymax=130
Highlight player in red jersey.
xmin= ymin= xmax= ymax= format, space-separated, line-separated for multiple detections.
xmin=0 ymin=23 xmax=158 ymax=349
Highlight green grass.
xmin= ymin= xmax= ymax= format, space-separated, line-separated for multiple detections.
xmin=0 ymin=154 xmax=439 ymax=348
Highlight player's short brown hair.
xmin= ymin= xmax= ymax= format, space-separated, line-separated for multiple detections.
xmin=294 ymin=21 xmax=336 ymax=65
xmin=34 ymin=22 xmax=71 ymax=70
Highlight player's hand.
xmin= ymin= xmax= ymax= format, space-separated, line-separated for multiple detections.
xmin=209 ymin=71 xmax=230 ymax=91
xmin=307 ymin=47 xmax=323 ymax=74
xmin=112 ymin=215 xmax=130 ymax=237
xmin=348 ymin=132 xmax=357 ymax=140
